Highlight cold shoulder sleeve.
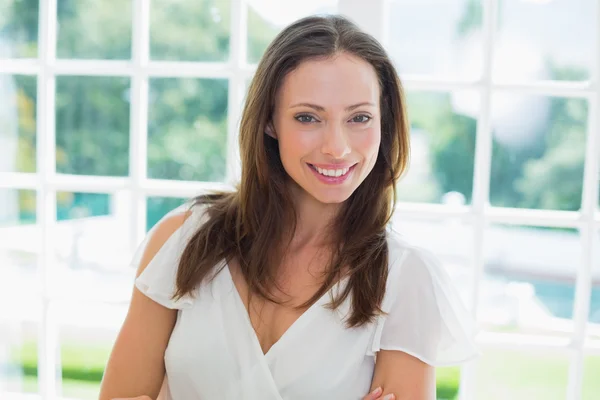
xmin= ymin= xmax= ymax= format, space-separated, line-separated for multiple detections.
xmin=132 ymin=203 xmax=207 ymax=309
xmin=369 ymin=236 xmax=479 ymax=366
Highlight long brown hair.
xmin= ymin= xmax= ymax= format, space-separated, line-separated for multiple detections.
xmin=174 ymin=14 xmax=410 ymax=327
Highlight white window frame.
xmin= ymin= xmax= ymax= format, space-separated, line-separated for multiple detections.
xmin=0 ymin=0 xmax=598 ymax=399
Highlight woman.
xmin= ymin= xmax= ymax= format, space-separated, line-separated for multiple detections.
xmin=99 ymin=14 xmax=477 ymax=400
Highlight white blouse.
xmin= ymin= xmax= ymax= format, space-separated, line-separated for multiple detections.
xmin=133 ymin=203 xmax=478 ymax=400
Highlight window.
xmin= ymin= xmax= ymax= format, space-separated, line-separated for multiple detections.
xmin=0 ymin=0 xmax=598 ymax=399
xmin=385 ymin=0 xmax=600 ymax=399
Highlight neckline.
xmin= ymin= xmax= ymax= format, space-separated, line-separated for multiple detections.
xmin=223 ymin=262 xmax=349 ymax=358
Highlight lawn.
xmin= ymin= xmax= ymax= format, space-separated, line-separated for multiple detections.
xmin=4 ymin=341 xmax=600 ymax=399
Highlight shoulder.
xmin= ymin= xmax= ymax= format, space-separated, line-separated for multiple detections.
xmin=371 ymin=227 xmax=479 ymax=366
xmin=385 ymin=227 xmax=439 ymax=284
xmin=131 ymin=202 xmax=210 ymax=309
xmin=134 ymin=210 xmax=193 ymax=277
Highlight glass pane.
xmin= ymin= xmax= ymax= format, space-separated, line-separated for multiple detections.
xmin=0 ymin=74 xmax=37 ymax=173
xmin=475 ymin=349 xmax=568 ymax=400
xmin=146 ymin=196 xmax=188 ymax=232
xmin=582 ymin=354 xmax=600 ymax=400
xmin=57 ymin=0 xmax=132 ymax=60
xmin=436 ymin=366 xmax=460 ymax=400
xmin=490 ymin=95 xmax=588 ymax=211
xmin=150 ymin=0 xmax=230 ymax=62
xmin=0 ymin=189 xmax=39 ymax=394
xmin=399 ymin=90 xmax=478 ymax=204
xmin=590 ymin=230 xmax=600 ymax=339
xmin=58 ymin=302 xmax=125 ymax=399
xmin=388 ymin=0 xmax=483 ymax=79
xmin=0 ymin=0 xmax=39 ymax=58
xmin=481 ymin=224 xmax=580 ymax=336
xmin=56 ymin=76 xmax=130 ymax=177
xmin=147 ymin=78 xmax=228 ymax=181
xmin=494 ymin=0 xmax=597 ymax=82
xmin=52 ymin=191 xmax=135 ymax=302
xmin=391 ymin=216 xmax=474 ymax=309
xmin=246 ymin=1 xmax=338 ymax=64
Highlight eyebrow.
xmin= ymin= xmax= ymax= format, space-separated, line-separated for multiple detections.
xmin=289 ymin=102 xmax=376 ymax=112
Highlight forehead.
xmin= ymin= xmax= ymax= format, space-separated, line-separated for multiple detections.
xmin=277 ymin=53 xmax=380 ymax=108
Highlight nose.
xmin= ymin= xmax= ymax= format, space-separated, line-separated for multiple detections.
xmin=321 ymin=123 xmax=351 ymax=159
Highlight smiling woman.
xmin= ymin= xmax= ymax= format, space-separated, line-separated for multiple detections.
xmin=99 ymin=14 xmax=477 ymax=400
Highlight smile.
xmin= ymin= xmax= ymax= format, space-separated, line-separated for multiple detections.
xmin=307 ymin=163 xmax=357 ymax=184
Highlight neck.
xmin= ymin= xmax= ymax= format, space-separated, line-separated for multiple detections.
xmin=286 ymin=182 xmax=341 ymax=250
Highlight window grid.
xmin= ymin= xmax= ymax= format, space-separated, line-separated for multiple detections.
xmin=36 ymin=0 xmax=58 ymax=398
xmin=0 ymin=0 xmax=598 ymax=399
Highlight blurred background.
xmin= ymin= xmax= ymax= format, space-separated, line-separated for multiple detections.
xmin=0 ymin=0 xmax=599 ymax=399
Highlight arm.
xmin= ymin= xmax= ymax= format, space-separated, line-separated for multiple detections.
xmin=98 ymin=212 xmax=192 ymax=400
xmin=369 ymin=350 xmax=436 ymax=400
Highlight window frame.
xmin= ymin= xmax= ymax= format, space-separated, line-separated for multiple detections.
xmin=0 ymin=0 xmax=598 ymax=399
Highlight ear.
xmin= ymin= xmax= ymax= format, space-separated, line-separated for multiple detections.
xmin=265 ymin=122 xmax=277 ymax=139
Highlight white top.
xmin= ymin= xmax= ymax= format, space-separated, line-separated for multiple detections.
xmin=133 ymin=203 xmax=478 ymax=400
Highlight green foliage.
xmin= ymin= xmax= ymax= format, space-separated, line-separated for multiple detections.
xmin=57 ymin=0 xmax=132 ymax=59
xmin=0 ymin=0 xmax=39 ymax=57
xmin=147 ymin=78 xmax=228 ymax=181
xmin=55 ymin=76 xmax=131 ymax=176
xmin=149 ymin=0 xmax=231 ymax=62
xmin=4 ymin=0 xmax=276 ymax=221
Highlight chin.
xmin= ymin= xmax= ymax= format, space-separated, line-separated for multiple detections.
xmin=310 ymin=190 xmax=354 ymax=205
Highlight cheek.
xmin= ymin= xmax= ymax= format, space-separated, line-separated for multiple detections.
xmin=277 ymin=126 xmax=319 ymax=160
xmin=352 ymin=127 xmax=381 ymax=160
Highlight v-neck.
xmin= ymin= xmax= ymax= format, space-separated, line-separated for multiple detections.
xmin=224 ymin=262 xmax=346 ymax=358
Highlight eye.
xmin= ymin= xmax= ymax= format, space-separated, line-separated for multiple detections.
xmin=350 ymin=114 xmax=371 ymax=123
xmin=295 ymin=114 xmax=319 ymax=124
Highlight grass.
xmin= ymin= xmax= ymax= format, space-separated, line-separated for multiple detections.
xmin=5 ymin=341 xmax=600 ymax=400
xmin=476 ymin=350 xmax=600 ymax=400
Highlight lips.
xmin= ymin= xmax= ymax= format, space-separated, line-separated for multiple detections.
xmin=307 ymin=163 xmax=357 ymax=184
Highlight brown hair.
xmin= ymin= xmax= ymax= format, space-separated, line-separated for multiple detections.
xmin=175 ymin=14 xmax=410 ymax=327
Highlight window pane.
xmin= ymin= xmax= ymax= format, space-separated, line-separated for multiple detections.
xmin=494 ymin=0 xmax=597 ymax=82
xmin=481 ymin=225 xmax=580 ymax=336
xmin=490 ymin=95 xmax=588 ymax=211
xmin=399 ymin=90 xmax=478 ymax=204
xmin=0 ymin=189 xmax=39 ymax=394
xmin=391 ymin=216 xmax=474 ymax=309
xmin=582 ymin=354 xmax=600 ymax=400
xmin=590 ymin=230 xmax=600 ymax=339
xmin=58 ymin=302 xmax=125 ymax=400
xmin=150 ymin=0 xmax=230 ymax=62
xmin=147 ymin=78 xmax=228 ymax=182
xmin=0 ymin=0 xmax=38 ymax=58
xmin=436 ymin=366 xmax=461 ymax=400
xmin=388 ymin=0 xmax=483 ymax=79
xmin=146 ymin=196 xmax=188 ymax=232
xmin=476 ymin=349 xmax=569 ymax=400
xmin=246 ymin=1 xmax=338 ymax=64
xmin=52 ymin=191 xmax=135 ymax=302
xmin=56 ymin=76 xmax=130 ymax=177
xmin=0 ymin=74 xmax=37 ymax=173
xmin=246 ymin=2 xmax=280 ymax=64
xmin=57 ymin=0 xmax=132 ymax=60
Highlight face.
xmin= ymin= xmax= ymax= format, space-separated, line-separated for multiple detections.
xmin=270 ymin=52 xmax=381 ymax=205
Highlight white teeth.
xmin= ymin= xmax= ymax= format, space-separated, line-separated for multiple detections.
xmin=312 ymin=165 xmax=351 ymax=177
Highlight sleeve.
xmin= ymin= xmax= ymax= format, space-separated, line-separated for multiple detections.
xmin=369 ymin=244 xmax=480 ymax=366
xmin=132 ymin=203 xmax=206 ymax=310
